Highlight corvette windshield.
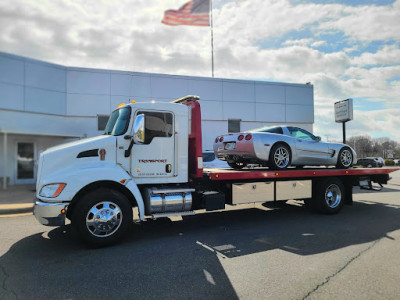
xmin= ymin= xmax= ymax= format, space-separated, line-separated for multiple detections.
xmin=104 ymin=107 xmax=131 ymax=136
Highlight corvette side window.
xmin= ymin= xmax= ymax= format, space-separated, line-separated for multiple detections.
xmin=288 ymin=127 xmax=314 ymax=141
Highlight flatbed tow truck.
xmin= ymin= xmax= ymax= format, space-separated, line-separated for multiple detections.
xmin=33 ymin=95 xmax=399 ymax=246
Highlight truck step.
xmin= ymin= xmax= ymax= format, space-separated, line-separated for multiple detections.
xmin=151 ymin=211 xmax=195 ymax=219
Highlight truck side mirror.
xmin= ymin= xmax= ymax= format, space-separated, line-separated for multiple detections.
xmin=315 ymin=136 xmax=321 ymax=142
xmin=133 ymin=114 xmax=145 ymax=144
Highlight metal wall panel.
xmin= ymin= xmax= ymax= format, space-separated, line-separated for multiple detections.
xmin=0 ymin=82 xmax=24 ymax=110
xmin=255 ymin=83 xmax=285 ymax=104
xmin=286 ymin=104 xmax=314 ymax=123
xmin=150 ymin=76 xmax=188 ymax=99
xmin=201 ymin=121 xmax=227 ymax=150
xmin=131 ymin=75 xmax=152 ymax=98
xmin=0 ymin=110 xmax=98 ymax=137
xmin=223 ymin=101 xmax=255 ymax=121
xmin=26 ymin=62 xmax=66 ymax=92
xmin=199 ymin=100 xmax=223 ymax=120
xmin=66 ymin=94 xmax=110 ymax=116
xmin=25 ymin=87 xmax=66 ymax=115
xmin=110 ymin=73 xmax=131 ymax=96
xmin=222 ymin=81 xmax=255 ymax=102
xmin=0 ymin=55 xmax=24 ymax=85
xmin=67 ymin=70 xmax=110 ymax=95
xmin=187 ymin=79 xmax=222 ymax=101
xmin=286 ymin=86 xmax=313 ymax=105
xmin=255 ymin=103 xmax=286 ymax=122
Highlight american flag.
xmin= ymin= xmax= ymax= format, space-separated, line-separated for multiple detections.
xmin=162 ymin=0 xmax=210 ymax=26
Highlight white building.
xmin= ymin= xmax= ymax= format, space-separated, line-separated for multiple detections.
xmin=0 ymin=52 xmax=314 ymax=187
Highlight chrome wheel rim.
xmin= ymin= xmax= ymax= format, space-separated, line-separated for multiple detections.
xmin=340 ymin=149 xmax=352 ymax=167
xmin=86 ymin=202 xmax=122 ymax=237
xmin=274 ymin=147 xmax=289 ymax=168
xmin=325 ymin=184 xmax=341 ymax=208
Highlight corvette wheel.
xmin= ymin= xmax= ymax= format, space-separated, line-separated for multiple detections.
xmin=336 ymin=147 xmax=353 ymax=169
xmin=269 ymin=144 xmax=291 ymax=170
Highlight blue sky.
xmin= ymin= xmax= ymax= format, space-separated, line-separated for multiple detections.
xmin=0 ymin=0 xmax=399 ymax=141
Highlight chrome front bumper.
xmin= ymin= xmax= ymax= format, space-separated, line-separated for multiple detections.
xmin=34 ymin=200 xmax=69 ymax=226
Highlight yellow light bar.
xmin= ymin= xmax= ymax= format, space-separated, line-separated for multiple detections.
xmin=117 ymin=103 xmax=126 ymax=108
xmin=131 ymin=100 xmax=136 ymax=104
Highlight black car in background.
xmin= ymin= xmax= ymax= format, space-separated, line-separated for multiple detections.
xmin=356 ymin=158 xmax=378 ymax=168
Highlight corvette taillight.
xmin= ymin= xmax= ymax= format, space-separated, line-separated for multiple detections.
xmin=219 ymin=137 xmax=224 ymax=142
xmin=215 ymin=137 xmax=219 ymax=143
xmin=238 ymin=135 xmax=244 ymax=141
xmin=245 ymin=134 xmax=252 ymax=141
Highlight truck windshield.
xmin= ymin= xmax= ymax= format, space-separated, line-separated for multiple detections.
xmin=104 ymin=107 xmax=131 ymax=136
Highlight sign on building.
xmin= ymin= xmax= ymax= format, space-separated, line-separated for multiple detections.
xmin=334 ymin=99 xmax=353 ymax=123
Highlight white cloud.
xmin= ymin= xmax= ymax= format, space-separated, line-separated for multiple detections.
xmin=311 ymin=40 xmax=326 ymax=47
xmin=318 ymin=1 xmax=400 ymax=42
xmin=352 ymin=44 xmax=400 ymax=66
xmin=282 ymin=38 xmax=313 ymax=46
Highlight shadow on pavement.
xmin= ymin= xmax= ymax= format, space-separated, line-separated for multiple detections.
xmin=1 ymin=199 xmax=400 ymax=299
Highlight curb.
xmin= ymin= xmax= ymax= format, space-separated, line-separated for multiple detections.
xmin=0 ymin=203 xmax=34 ymax=215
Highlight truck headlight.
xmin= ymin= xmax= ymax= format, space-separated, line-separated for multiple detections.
xmin=39 ymin=183 xmax=66 ymax=198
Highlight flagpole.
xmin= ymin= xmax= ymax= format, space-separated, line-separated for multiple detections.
xmin=210 ymin=0 xmax=214 ymax=77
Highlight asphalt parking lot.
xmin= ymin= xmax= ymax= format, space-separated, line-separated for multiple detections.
xmin=1 ymin=170 xmax=400 ymax=300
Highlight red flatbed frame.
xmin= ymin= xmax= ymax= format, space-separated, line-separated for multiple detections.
xmin=204 ymin=167 xmax=399 ymax=181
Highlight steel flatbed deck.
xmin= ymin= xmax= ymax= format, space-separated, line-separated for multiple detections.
xmin=203 ymin=167 xmax=399 ymax=181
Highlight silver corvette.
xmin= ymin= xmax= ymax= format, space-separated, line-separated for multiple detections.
xmin=213 ymin=126 xmax=357 ymax=170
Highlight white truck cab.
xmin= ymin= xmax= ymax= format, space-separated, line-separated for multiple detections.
xmin=34 ymin=96 xmax=198 ymax=246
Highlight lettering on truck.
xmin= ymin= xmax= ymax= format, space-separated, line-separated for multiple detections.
xmin=138 ymin=159 xmax=167 ymax=163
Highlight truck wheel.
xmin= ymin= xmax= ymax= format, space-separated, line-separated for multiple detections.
xmin=72 ymin=189 xmax=133 ymax=247
xmin=312 ymin=178 xmax=345 ymax=214
xmin=227 ymin=161 xmax=248 ymax=169
xmin=269 ymin=143 xmax=291 ymax=170
xmin=336 ymin=147 xmax=353 ymax=169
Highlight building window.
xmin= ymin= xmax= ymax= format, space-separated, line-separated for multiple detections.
xmin=228 ymin=119 xmax=241 ymax=133
xmin=97 ymin=115 xmax=110 ymax=131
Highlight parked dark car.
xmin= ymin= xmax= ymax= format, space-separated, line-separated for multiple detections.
xmin=366 ymin=157 xmax=384 ymax=167
xmin=356 ymin=158 xmax=378 ymax=168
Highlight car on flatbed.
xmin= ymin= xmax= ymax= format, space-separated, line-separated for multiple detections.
xmin=213 ymin=126 xmax=356 ymax=170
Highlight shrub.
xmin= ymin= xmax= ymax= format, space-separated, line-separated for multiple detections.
xmin=384 ymin=159 xmax=395 ymax=166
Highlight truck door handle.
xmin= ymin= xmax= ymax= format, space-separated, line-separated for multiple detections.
xmin=297 ymin=139 xmax=302 ymax=142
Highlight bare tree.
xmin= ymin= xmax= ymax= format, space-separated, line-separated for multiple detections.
xmin=348 ymin=135 xmax=399 ymax=158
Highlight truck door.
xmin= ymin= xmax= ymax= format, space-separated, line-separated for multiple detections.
xmin=130 ymin=110 xmax=176 ymax=178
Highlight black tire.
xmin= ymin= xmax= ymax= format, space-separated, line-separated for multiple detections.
xmin=295 ymin=165 xmax=305 ymax=169
xmin=269 ymin=143 xmax=291 ymax=170
xmin=310 ymin=178 xmax=345 ymax=214
xmin=72 ymin=188 xmax=133 ymax=247
xmin=227 ymin=161 xmax=248 ymax=169
xmin=336 ymin=147 xmax=353 ymax=169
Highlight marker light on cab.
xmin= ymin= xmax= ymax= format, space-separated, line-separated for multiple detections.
xmin=39 ymin=183 xmax=66 ymax=198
